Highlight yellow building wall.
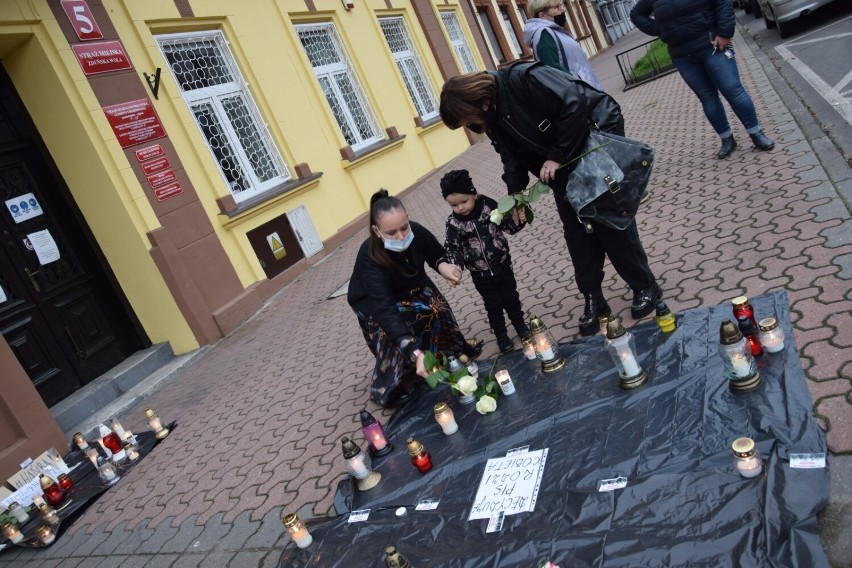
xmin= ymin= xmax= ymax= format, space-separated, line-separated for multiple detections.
xmin=0 ymin=7 xmax=198 ymax=353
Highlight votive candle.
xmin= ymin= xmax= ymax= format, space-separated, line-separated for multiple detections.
xmin=433 ymin=402 xmax=458 ymax=435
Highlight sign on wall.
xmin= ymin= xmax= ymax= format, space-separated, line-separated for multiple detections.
xmin=60 ymin=0 xmax=103 ymax=41
xmin=4 ymin=193 xmax=43 ymax=224
xmin=103 ymin=99 xmax=166 ymax=148
xmin=72 ymin=41 xmax=132 ymax=75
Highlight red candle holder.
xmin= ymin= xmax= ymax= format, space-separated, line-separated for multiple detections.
xmin=58 ymin=473 xmax=75 ymax=491
xmin=40 ymin=474 xmax=67 ymax=507
xmin=407 ymin=437 xmax=433 ymax=473
xmin=732 ymin=296 xmax=757 ymax=327
xmin=102 ymin=431 xmax=123 ymax=454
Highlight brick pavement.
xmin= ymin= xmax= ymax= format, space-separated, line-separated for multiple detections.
xmin=3 ymin=25 xmax=850 ymax=568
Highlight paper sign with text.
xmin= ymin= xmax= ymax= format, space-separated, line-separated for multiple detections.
xmin=469 ymin=448 xmax=548 ymax=521
xmin=1 ymin=465 xmax=61 ymax=508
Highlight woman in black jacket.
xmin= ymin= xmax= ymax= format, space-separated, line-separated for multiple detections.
xmin=348 ymin=190 xmax=481 ymax=407
xmin=630 ymin=0 xmax=774 ymax=159
xmin=439 ymin=62 xmax=661 ymax=337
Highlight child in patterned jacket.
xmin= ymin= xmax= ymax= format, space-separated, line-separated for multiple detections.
xmin=441 ymin=169 xmax=529 ymax=353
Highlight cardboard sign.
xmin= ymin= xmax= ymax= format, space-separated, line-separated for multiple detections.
xmin=1 ymin=466 xmax=61 ymax=508
xmin=103 ymin=99 xmax=166 ymax=148
xmin=7 ymin=450 xmax=59 ymax=489
xmin=72 ymin=41 xmax=132 ymax=75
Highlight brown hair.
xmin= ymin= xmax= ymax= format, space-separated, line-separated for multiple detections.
xmin=439 ymin=72 xmax=497 ymax=130
xmin=367 ymin=189 xmax=415 ymax=276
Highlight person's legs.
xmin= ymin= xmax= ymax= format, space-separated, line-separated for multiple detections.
xmin=674 ymin=54 xmax=733 ymax=139
xmin=552 ymin=191 xmax=611 ymax=335
xmin=494 ymin=264 xmax=529 ymax=338
xmin=472 ymin=273 xmax=511 ymax=350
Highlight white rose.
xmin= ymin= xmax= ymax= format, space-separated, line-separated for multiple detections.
xmin=475 ymin=395 xmax=497 ymax=415
xmin=489 ymin=210 xmax=504 ymax=224
xmin=455 ymin=375 xmax=478 ymax=396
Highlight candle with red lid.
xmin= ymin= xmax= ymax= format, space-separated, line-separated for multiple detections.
xmin=407 ymin=437 xmax=433 ymax=472
xmin=731 ymin=296 xmax=757 ymax=327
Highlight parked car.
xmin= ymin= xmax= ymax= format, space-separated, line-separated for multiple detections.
xmin=756 ymin=0 xmax=840 ymax=37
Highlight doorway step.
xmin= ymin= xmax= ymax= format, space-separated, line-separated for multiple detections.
xmin=50 ymin=343 xmax=206 ymax=436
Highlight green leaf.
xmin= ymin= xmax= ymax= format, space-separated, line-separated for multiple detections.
xmin=450 ymin=367 xmax=470 ymax=382
xmin=497 ymin=195 xmax=518 ymax=214
xmin=425 ymin=372 xmax=441 ymax=389
xmin=524 ymin=205 xmax=534 ymax=225
xmin=423 ymin=350 xmax=438 ymax=372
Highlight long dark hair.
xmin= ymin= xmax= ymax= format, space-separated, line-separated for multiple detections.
xmin=367 ymin=189 xmax=415 ymax=276
xmin=439 ymin=72 xmax=496 ymax=129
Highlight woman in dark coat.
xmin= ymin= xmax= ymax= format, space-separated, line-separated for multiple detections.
xmin=439 ymin=62 xmax=661 ymax=337
xmin=348 ymin=190 xmax=480 ymax=407
xmin=630 ymin=0 xmax=774 ymax=159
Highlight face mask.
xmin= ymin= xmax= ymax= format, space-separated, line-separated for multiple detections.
xmin=467 ymin=122 xmax=484 ymax=134
xmin=554 ymin=13 xmax=567 ymax=27
xmin=467 ymin=105 xmax=497 ymax=134
xmin=383 ymin=229 xmax=415 ymax=252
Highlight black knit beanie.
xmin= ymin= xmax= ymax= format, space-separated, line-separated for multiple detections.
xmin=440 ymin=169 xmax=476 ymax=199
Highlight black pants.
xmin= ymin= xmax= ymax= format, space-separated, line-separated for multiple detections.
xmin=552 ymin=190 xmax=656 ymax=296
xmin=471 ymin=265 xmax=526 ymax=339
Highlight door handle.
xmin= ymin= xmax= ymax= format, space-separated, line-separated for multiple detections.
xmin=64 ymin=326 xmax=85 ymax=359
xmin=24 ymin=267 xmax=41 ymax=292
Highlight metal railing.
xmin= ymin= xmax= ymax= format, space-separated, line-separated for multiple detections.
xmin=616 ymin=38 xmax=677 ymax=91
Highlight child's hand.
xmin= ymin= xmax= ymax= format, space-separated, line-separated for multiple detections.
xmin=515 ymin=207 xmax=527 ymax=223
xmin=438 ymin=262 xmax=463 ymax=287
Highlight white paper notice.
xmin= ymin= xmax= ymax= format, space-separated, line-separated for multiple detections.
xmin=27 ymin=229 xmax=60 ymax=265
xmin=347 ymin=509 xmax=370 ymax=523
xmin=469 ymin=448 xmax=548 ymax=521
xmin=789 ymin=453 xmax=827 ymax=469
xmin=5 ymin=193 xmax=43 ymax=224
xmin=0 ymin=465 xmax=61 ymax=508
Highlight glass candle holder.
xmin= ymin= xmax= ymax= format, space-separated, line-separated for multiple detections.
xmin=57 ymin=473 xmax=74 ymax=491
xmin=109 ymin=417 xmax=127 ymax=440
xmin=466 ymin=361 xmax=479 ymax=380
xmin=39 ymin=504 xmax=59 ymax=526
xmin=758 ymin=318 xmax=785 ymax=353
xmin=655 ymin=301 xmax=677 ymax=333
xmin=85 ymin=447 xmax=99 ymax=468
xmin=32 ymin=495 xmax=46 ymax=509
xmin=102 ymin=432 xmax=126 ymax=462
xmin=433 ymin=402 xmax=458 ymax=435
xmin=47 ymin=448 xmax=70 ymax=475
xmin=718 ymin=321 xmax=762 ymax=393
xmin=73 ymin=432 xmax=89 ymax=451
xmin=495 ymin=370 xmax=516 ymax=395
xmin=605 ymin=318 xmax=647 ymax=389
xmin=341 ymin=437 xmax=381 ymax=490
xmin=359 ymin=410 xmax=392 ymax=457
xmin=1 ymin=521 xmax=23 ymax=544
xmin=7 ymin=502 xmax=29 ymax=524
xmin=732 ymin=437 xmax=763 ymax=478
xmin=124 ymin=442 xmax=140 ymax=461
xmin=98 ymin=458 xmax=120 ymax=485
xmin=407 ymin=437 xmax=433 ymax=472
xmin=40 ymin=474 xmax=66 ymax=507
xmin=731 ymin=296 xmax=757 ymax=327
xmin=447 ymin=356 xmax=463 ymax=372
xmin=385 ymin=545 xmax=412 ymax=567
xmin=737 ymin=316 xmax=764 ymax=357
xmin=529 ymin=316 xmax=565 ymax=372
xmin=282 ymin=513 xmax=313 ymax=548
xmin=145 ymin=407 xmax=170 ymax=439
xmin=521 ymin=336 xmax=537 ymax=360
xmin=35 ymin=524 xmax=56 ymax=545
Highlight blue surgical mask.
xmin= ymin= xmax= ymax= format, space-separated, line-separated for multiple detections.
xmin=383 ymin=229 xmax=414 ymax=252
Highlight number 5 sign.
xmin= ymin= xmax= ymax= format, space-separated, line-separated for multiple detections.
xmin=60 ymin=0 xmax=103 ymax=41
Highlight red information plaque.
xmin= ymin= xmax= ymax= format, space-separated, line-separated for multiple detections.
xmin=72 ymin=41 xmax=132 ymax=75
xmin=61 ymin=0 xmax=103 ymax=41
xmin=147 ymin=169 xmax=177 ymax=189
xmin=154 ymin=182 xmax=183 ymax=202
xmin=103 ymin=99 xmax=166 ymax=148
xmin=134 ymin=144 xmax=165 ymax=162
xmin=141 ymin=156 xmax=171 ymax=175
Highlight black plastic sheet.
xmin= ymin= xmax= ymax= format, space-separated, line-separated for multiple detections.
xmin=278 ymin=292 xmax=829 ymax=567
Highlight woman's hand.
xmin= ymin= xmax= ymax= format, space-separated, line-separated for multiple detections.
xmin=539 ymin=159 xmax=560 ymax=183
xmin=438 ymin=262 xmax=463 ymax=287
xmin=713 ymin=35 xmax=731 ymax=50
xmin=415 ymin=352 xmax=428 ymax=378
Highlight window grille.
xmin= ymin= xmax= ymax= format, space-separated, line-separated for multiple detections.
xmin=440 ymin=11 xmax=478 ymax=73
xmin=295 ymin=23 xmax=383 ymax=151
xmin=500 ymin=8 xmax=523 ymax=56
xmin=379 ymin=17 xmax=439 ymax=121
xmin=155 ymin=31 xmax=290 ymax=202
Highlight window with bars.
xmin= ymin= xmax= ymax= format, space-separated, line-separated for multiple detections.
xmin=500 ymin=7 xmax=524 ymax=56
xmin=295 ymin=23 xmax=383 ymax=152
xmin=155 ymin=31 xmax=290 ymax=203
xmin=440 ymin=11 xmax=478 ymax=74
xmin=477 ymin=10 xmax=507 ymax=64
xmin=378 ymin=17 xmax=439 ymax=122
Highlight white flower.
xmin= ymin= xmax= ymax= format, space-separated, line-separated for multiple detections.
xmin=455 ymin=375 xmax=478 ymax=396
xmin=475 ymin=395 xmax=497 ymax=415
xmin=489 ymin=209 xmax=504 ymax=224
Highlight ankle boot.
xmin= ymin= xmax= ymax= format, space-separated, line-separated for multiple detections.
xmin=631 ymin=283 xmax=663 ymax=320
xmin=579 ymin=293 xmax=611 ymax=336
xmin=750 ymin=130 xmax=775 ymax=151
xmin=496 ymin=335 xmax=515 ymax=353
xmin=717 ymin=136 xmax=737 ymax=159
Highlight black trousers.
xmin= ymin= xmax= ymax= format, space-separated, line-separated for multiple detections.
xmin=471 ymin=265 xmax=526 ymax=338
xmin=552 ymin=190 xmax=656 ymax=296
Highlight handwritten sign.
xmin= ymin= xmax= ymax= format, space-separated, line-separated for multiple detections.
xmin=1 ymin=465 xmax=62 ymax=508
xmin=7 ymin=449 xmax=58 ymax=489
xmin=469 ymin=448 xmax=548 ymax=520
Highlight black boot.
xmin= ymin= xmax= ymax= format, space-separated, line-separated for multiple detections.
xmin=749 ymin=130 xmax=775 ymax=151
xmin=512 ymin=321 xmax=531 ymax=339
xmin=496 ymin=335 xmax=515 ymax=353
xmin=717 ymin=136 xmax=737 ymax=159
xmin=579 ymin=293 xmax=611 ymax=336
xmin=631 ymin=283 xmax=663 ymax=320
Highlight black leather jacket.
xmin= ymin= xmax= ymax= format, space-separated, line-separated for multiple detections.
xmin=486 ymin=62 xmax=624 ymax=195
xmin=630 ymin=0 xmax=735 ymax=60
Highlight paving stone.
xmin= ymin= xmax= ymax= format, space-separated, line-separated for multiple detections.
xmin=242 ymin=506 xmax=287 ymax=550
xmin=159 ymin=515 xmax=204 ymax=554
xmin=112 ymin=519 xmax=156 ymax=555
xmin=135 ymin=518 xmax=180 ymax=555
xmin=95 ymin=555 xmax=150 ymax=568
xmin=186 ymin=512 xmax=232 ymax=553
xmin=199 ymin=552 xmax=234 ymax=566
xmin=216 ymin=509 xmax=259 ymax=551
xmin=71 ymin=524 xmax=112 ymax=558
xmin=140 ymin=554 xmax=180 ymax=568
xmin=168 ymin=553 xmax=206 ymax=568
xmin=228 ymin=551 xmax=266 ymax=567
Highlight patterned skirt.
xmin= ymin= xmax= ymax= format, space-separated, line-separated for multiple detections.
xmin=355 ymin=286 xmax=476 ymax=407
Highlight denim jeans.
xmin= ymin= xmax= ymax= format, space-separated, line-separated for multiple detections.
xmin=673 ymin=46 xmax=761 ymax=139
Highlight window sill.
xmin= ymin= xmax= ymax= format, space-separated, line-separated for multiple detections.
xmin=218 ymin=171 xmax=323 ymax=230
xmin=414 ymin=115 xmax=443 ymax=133
xmin=341 ymin=130 xmax=406 ymax=170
